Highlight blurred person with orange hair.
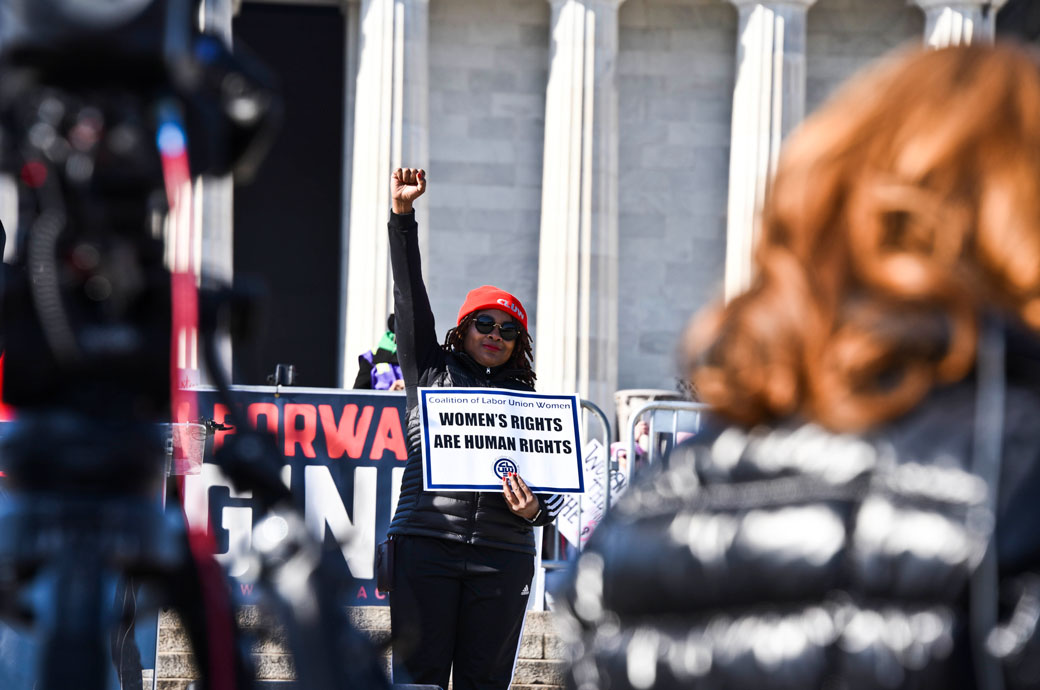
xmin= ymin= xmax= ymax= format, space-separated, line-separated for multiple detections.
xmin=558 ymin=43 xmax=1040 ymax=690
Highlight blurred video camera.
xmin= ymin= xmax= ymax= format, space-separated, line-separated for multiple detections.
xmin=0 ymin=3 xmax=283 ymax=689
xmin=0 ymin=0 xmax=278 ymax=421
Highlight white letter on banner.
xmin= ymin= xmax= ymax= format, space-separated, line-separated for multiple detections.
xmin=304 ymin=465 xmax=377 ymax=579
xmin=217 ymin=507 xmax=254 ymax=578
xmin=391 ymin=467 xmax=404 ymax=519
xmin=182 ymin=463 xmax=253 ymax=536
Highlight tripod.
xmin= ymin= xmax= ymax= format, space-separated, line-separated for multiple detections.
xmin=0 ymin=413 xmax=255 ymax=690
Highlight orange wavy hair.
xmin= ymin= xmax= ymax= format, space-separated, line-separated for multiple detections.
xmin=688 ymin=43 xmax=1040 ymax=432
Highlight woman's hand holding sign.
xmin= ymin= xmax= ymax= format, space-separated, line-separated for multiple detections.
xmin=503 ymin=473 xmax=539 ymax=520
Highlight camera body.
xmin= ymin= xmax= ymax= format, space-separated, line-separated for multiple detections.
xmin=0 ymin=0 xmax=278 ymax=419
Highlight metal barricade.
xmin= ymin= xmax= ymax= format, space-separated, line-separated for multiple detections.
xmin=624 ymin=400 xmax=709 ymax=470
xmin=539 ymin=399 xmax=708 ymax=573
xmin=539 ymin=398 xmax=612 ymax=571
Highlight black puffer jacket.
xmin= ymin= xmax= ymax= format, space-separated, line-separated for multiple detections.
xmin=385 ymin=211 xmax=556 ymax=555
xmin=558 ymin=335 xmax=1040 ymax=689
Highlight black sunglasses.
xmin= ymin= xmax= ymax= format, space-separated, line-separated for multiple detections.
xmin=473 ymin=315 xmax=521 ymax=341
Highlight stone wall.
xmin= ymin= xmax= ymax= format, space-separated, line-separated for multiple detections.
xmin=610 ymin=0 xmax=928 ymax=392
xmin=425 ymin=0 xmax=550 ymax=333
xmin=807 ymin=0 xmax=924 ymax=113
xmin=361 ymin=0 xmax=936 ymax=395
xmin=616 ymin=0 xmax=737 ymax=391
xmin=152 ymin=607 xmax=564 ymax=690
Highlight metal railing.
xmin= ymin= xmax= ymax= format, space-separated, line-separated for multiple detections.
xmin=624 ymin=400 xmax=710 ymax=470
xmin=540 ymin=398 xmax=612 ymax=570
xmin=540 ymin=398 xmax=709 ymax=571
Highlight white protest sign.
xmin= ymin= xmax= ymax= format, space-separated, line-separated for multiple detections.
xmin=419 ymin=388 xmax=585 ymax=492
xmin=555 ymin=439 xmax=628 ymax=548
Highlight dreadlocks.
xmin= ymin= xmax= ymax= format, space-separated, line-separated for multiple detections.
xmin=443 ymin=312 xmax=537 ymax=388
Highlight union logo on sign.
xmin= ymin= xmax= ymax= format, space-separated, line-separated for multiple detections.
xmin=493 ymin=458 xmax=518 ymax=478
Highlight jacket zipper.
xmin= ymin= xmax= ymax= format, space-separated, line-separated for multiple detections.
xmin=466 ymin=366 xmax=494 ymax=544
xmin=468 ymin=482 xmax=479 ymax=544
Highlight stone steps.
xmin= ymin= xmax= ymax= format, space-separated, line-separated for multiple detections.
xmin=154 ymin=607 xmax=565 ymax=690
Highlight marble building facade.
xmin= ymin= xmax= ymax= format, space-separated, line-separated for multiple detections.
xmin=326 ymin=0 xmax=1007 ymax=416
xmin=0 ymin=0 xmax=1023 ymax=417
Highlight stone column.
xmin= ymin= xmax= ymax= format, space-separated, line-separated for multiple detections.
xmin=913 ymin=0 xmax=1008 ymax=47
xmin=723 ymin=0 xmax=817 ymax=299
xmin=197 ymin=0 xmax=236 ymax=381
xmin=534 ymin=0 xmax=624 ymax=416
xmin=341 ymin=0 xmax=429 ymax=388
xmin=339 ymin=0 xmax=361 ymax=386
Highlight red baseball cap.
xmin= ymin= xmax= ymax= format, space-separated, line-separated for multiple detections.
xmin=457 ymin=285 xmax=528 ymax=331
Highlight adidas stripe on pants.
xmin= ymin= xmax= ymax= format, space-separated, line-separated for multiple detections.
xmin=389 ymin=535 xmax=535 ymax=690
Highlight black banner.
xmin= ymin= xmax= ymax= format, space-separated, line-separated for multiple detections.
xmin=187 ymin=386 xmax=407 ymax=606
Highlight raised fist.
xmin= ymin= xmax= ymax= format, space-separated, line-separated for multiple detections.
xmin=391 ymin=167 xmax=426 ymax=214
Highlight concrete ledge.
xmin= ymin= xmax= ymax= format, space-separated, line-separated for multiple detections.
xmin=349 ymin=607 xmax=392 ymax=629
xmin=157 ymin=683 xmax=298 ymax=690
xmin=520 ymin=611 xmax=557 ymax=636
xmin=512 ymin=659 xmax=566 ymax=686
xmin=156 ymin=607 xmax=563 ymax=690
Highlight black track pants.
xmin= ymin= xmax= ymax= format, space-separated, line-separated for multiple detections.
xmin=389 ymin=536 xmax=535 ymax=690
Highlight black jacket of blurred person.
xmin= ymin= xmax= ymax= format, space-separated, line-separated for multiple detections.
xmin=558 ymin=44 xmax=1040 ymax=690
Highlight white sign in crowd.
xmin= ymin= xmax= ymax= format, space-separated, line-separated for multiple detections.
xmin=554 ymin=439 xmax=628 ymax=549
xmin=419 ymin=388 xmax=585 ymax=493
